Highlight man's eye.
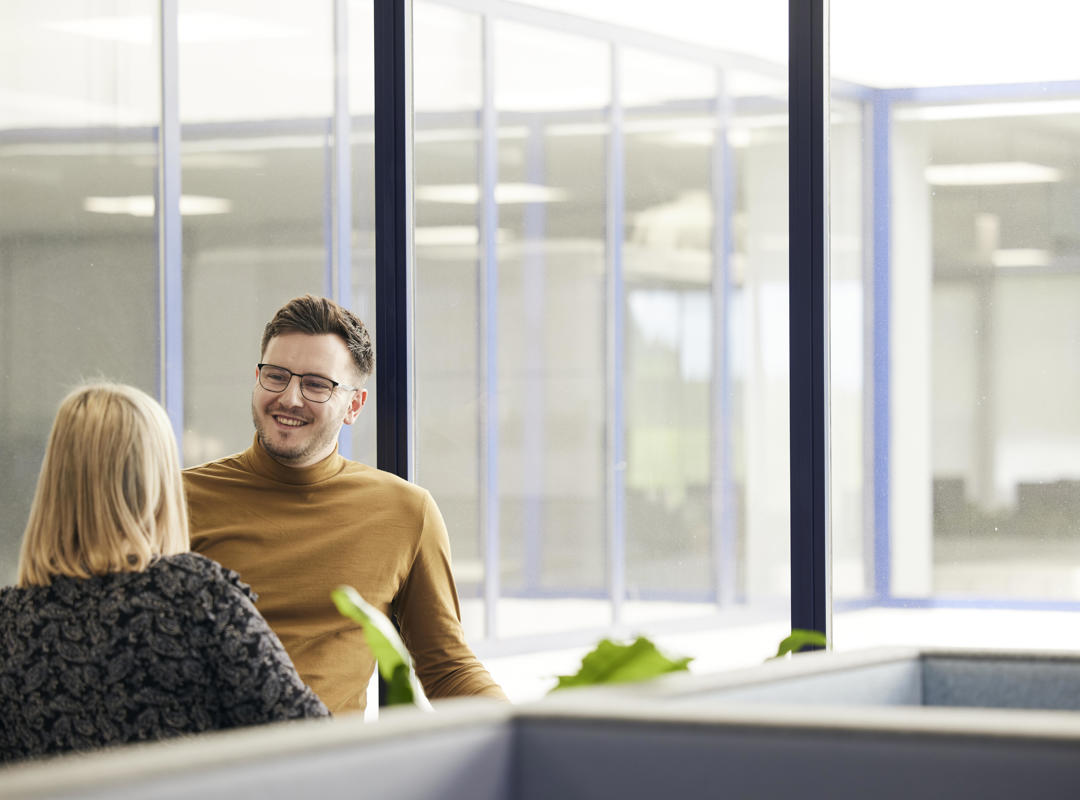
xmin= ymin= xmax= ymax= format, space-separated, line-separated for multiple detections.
xmin=304 ymin=379 xmax=332 ymax=392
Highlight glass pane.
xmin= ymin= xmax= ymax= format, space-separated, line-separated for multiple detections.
xmin=622 ymin=51 xmax=717 ymax=624
xmin=414 ymin=0 xmax=791 ymax=698
xmin=412 ymin=2 xmax=485 ymax=628
xmin=493 ymin=22 xmax=610 ymax=636
xmin=829 ymin=97 xmax=870 ymax=602
xmin=0 ymin=0 xmax=159 ymax=583
xmin=727 ymin=58 xmax=790 ymax=616
xmin=832 ymin=1 xmax=1080 ymax=649
xmin=348 ymin=0 xmax=377 ymax=467
xmin=180 ymin=0 xmax=335 ymax=466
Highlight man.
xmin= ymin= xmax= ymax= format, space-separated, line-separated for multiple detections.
xmin=184 ymin=294 xmax=506 ymax=712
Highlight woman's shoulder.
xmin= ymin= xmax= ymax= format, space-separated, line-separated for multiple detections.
xmin=0 ymin=554 xmax=256 ymax=620
xmin=150 ymin=553 xmax=258 ymax=604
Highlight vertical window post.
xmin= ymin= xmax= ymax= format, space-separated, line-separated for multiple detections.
xmin=374 ymin=0 xmax=414 ymax=481
xmin=788 ymin=0 xmax=831 ymax=639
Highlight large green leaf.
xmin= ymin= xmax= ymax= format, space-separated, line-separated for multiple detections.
xmin=770 ymin=628 xmax=828 ymax=659
xmin=550 ymin=636 xmax=693 ymax=692
xmin=331 ymin=585 xmax=416 ymax=706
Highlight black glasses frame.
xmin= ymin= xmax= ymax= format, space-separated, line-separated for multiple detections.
xmin=256 ymin=363 xmax=359 ymax=403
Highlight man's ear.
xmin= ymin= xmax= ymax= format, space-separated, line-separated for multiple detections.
xmin=343 ymin=388 xmax=367 ymax=425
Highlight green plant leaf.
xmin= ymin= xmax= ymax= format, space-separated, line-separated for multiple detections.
xmin=770 ymin=628 xmax=828 ymax=660
xmin=331 ymin=584 xmax=416 ymax=706
xmin=550 ymin=636 xmax=692 ymax=692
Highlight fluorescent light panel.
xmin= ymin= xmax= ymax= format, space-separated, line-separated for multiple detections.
xmin=991 ymin=248 xmax=1052 ymax=268
xmin=415 ymin=183 xmax=568 ymax=204
xmin=415 ymin=226 xmax=478 ymax=247
xmin=925 ymin=162 xmax=1063 ymax=186
xmin=896 ymin=99 xmax=1080 ymax=122
xmin=83 ymin=195 xmax=231 ymax=217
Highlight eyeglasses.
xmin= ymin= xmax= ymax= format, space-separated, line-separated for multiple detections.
xmin=257 ymin=363 xmax=359 ymax=403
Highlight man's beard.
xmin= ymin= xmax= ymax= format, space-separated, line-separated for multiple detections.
xmin=251 ymin=401 xmax=337 ymax=466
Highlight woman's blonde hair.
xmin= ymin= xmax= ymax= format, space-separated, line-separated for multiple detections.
xmin=17 ymin=382 xmax=189 ymax=587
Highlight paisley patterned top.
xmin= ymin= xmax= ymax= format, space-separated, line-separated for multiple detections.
xmin=0 ymin=552 xmax=328 ymax=764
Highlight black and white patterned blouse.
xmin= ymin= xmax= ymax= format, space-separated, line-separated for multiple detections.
xmin=0 ymin=552 xmax=328 ymax=763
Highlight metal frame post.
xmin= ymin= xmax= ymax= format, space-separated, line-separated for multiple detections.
xmin=788 ymin=0 xmax=831 ymax=639
xmin=374 ymin=0 xmax=414 ymax=480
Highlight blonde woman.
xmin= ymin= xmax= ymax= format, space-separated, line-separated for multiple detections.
xmin=0 ymin=383 xmax=327 ymax=763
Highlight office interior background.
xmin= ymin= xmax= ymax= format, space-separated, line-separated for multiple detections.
xmin=2 ymin=0 xmax=1080 ymax=700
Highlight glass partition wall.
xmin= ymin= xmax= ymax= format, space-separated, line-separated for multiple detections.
xmin=831 ymin=3 xmax=1080 ymax=648
xmin=4 ymin=0 xmax=1080 ymax=702
xmin=0 ymin=0 xmax=161 ymax=582
xmin=412 ymin=0 xmax=793 ymax=686
xmin=0 ymin=0 xmax=378 ymax=589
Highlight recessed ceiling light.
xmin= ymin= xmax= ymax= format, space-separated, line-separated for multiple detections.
xmin=925 ymin=162 xmax=1063 ymax=186
xmin=897 ymin=99 xmax=1080 ymax=122
xmin=83 ymin=195 xmax=232 ymax=217
xmin=415 ymin=183 xmax=568 ymax=204
xmin=991 ymin=248 xmax=1052 ymax=268
xmin=415 ymin=226 xmax=479 ymax=246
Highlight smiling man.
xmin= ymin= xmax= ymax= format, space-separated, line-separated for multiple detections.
xmin=183 ymin=295 xmax=506 ymax=712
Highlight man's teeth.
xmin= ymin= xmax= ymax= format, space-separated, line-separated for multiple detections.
xmin=275 ymin=416 xmax=305 ymax=427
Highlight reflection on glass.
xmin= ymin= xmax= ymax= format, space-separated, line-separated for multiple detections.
xmin=412 ymin=1 xmax=793 ymax=662
xmin=180 ymin=1 xmax=334 ymax=467
xmin=829 ymin=98 xmax=869 ymax=600
xmin=729 ymin=72 xmax=790 ymax=609
xmin=494 ymin=22 xmax=610 ymax=636
xmin=623 ymin=50 xmax=716 ymax=621
xmin=922 ymin=106 xmax=1080 ymax=600
xmin=412 ymin=2 xmax=485 ymax=626
xmin=348 ymin=0 xmax=377 ymax=467
xmin=833 ymin=4 xmax=1080 ymax=652
xmin=0 ymin=1 xmax=159 ymax=584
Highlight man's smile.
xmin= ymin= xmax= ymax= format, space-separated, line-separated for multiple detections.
xmin=272 ymin=413 xmax=308 ymax=428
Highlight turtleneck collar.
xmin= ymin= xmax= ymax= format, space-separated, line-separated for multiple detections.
xmin=243 ymin=434 xmax=346 ymax=486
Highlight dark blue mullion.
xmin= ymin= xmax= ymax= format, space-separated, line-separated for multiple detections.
xmin=788 ymin=0 xmax=830 ymax=639
xmin=372 ymin=0 xmax=412 ymax=709
xmin=374 ymin=0 xmax=412 ymax=481
xmin=157 ymin=0 xmax=183 ymax=449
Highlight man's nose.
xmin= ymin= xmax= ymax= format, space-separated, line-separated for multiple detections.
xmin=280 ymin=376 xmax=305 ymax=405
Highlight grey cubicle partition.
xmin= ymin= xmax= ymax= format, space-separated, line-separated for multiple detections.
xmin=0 ymin=701 xmax=515 ymax=800
xmin=5 ymin=648 xmax=1080 ymax=800
xmin=629 ymin=645 xmax=1080 ymax=711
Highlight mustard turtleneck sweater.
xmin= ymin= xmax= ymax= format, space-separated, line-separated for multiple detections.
xmin=183 ymin=436 xmax=506 ymax=712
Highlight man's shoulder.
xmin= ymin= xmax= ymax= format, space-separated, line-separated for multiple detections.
xmin=183 ymin=451 xmax=249 ymax=482
xmin=341 ymin=459 xmax=429 ymax=497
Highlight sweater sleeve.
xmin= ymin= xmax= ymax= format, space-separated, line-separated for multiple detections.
xmin=198 ymin=574 xmax=331 ymax=725
xmin=393 ymin=492 xmax=508 ymax=702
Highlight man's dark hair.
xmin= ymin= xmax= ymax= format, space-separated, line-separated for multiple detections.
xmin=261 ymin=295 xmax=374 ymax=381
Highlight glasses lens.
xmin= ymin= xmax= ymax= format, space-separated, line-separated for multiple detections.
xmin=260 ymin=366 xmax=290 ymax=391
xmin=300 ymin=377 xmax=333 ymax=402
